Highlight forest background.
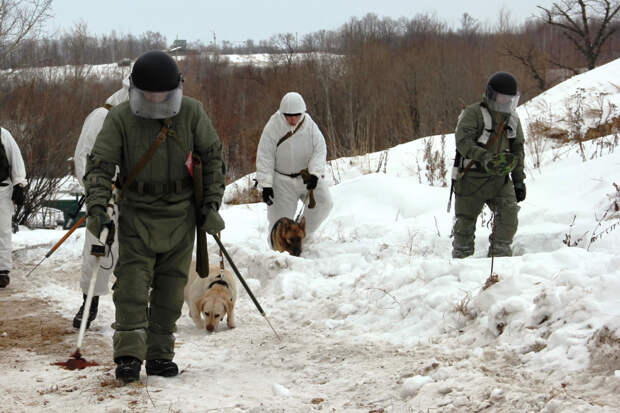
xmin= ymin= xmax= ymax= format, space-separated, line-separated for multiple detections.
xmin=0 ymin=0 xmax=619 ymax=226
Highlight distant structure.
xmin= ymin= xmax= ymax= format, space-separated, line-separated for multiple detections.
xmin=168 ymin=39 xmax=197 ymax=56
xmin=170 ymin=39 xmax=187 ymax=51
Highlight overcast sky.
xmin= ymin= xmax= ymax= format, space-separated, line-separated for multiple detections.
xmin=47 ymin=0 xmax=556 ymax=46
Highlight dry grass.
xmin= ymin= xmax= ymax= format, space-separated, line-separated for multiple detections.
xmin=453 ymin=291 xmax=475 ymax=320
xmin=482 ymin=273 xmax=500 ymax=291
xmin=225 ymin=185 xmax=262 ymax=205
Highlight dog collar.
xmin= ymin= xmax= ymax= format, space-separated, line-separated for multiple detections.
xmin=208 ymin=279 xmax=229 ymax=290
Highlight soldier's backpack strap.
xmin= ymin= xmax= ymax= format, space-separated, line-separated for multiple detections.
xmin=119 ymin=118 xmax=172 ymax=200
xmin=458 ymin=105 xmax=506 ymax=178
xmin=476 ymin=106 xmax=494 ymax=145
xmin=276 ymin=115 xmax=305 ymax=148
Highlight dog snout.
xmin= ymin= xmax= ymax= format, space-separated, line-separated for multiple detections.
xmin=206 ymin=324 xmax=215 ymax=332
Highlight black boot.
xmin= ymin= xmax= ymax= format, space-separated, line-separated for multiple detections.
xmin=0 ymin=271 xmax=9 ymax=288
xmin=146 ymin=359 xmax=179 ymax=377
xmin=115 ymin=356 xmax=142 ymax=384
xmin=72 ymin=294 xmax=99 ymax=329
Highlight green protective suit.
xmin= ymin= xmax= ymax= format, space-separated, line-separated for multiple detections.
xmin=452 ymin=99 xmax=525 ymax=258
xmin=84 ymin=96 xmax=225 ymax=362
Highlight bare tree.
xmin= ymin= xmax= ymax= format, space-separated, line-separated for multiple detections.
xmin=0 ymin=0 xmax=52 ymax=60
xmin=504 ymin=42 xmax=548 ymax=91
xmin=539 ymin=0 xmax=620 ymax=71
xmin=270 ymin=32 xmax=298 ymax=67
xmin=459 ymin=13 xmax=480 ymax=39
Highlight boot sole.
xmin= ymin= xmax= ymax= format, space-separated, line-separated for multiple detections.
xmin=115 ymin=369 xmax=141 ymax=383
xmin=117 ymin=375 xmax=140 ymax=384
xmin=145 ymin=368 xmax=178 ymax=377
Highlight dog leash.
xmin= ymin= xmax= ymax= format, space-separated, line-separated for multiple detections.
xmin=218 ymin=231 xmax=225 ymax=275
xmin=211 ymin=234 xmax=281 ymax=341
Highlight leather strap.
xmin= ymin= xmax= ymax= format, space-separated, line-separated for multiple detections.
xmin=127 ymin=178 xmax=192 ymax=195
xmin=120 ymin=118 xmax=172 ymax=200
xmin=276 ymin=116 xmax=305 ymax=147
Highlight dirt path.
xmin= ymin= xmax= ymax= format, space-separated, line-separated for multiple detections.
xmin=2 ymin=259 xmax=619 ymax=412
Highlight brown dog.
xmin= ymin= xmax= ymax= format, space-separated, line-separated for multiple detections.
xmin=184 ymin=263 xmax=237 ymax=332
xmin=270 ymin=216 xmax=306 ymax=256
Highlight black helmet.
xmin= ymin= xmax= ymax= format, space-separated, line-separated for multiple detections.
xmin=131 ymin=51 xmax=181 ymax=92
xmin=486 ymin=72 xmax=518 ymax=96
xmin=485 ymin=71 xmax=519 ymax=113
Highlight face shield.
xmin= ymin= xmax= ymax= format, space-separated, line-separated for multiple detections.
xmin=129 ymin=79 xmax=183 ymax=119
xmin=486 ymin=85 xmax=520 ymax=114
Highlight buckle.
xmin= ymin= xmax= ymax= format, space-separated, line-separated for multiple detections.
xmin=152 ymin=182 xmax=164 ymax=194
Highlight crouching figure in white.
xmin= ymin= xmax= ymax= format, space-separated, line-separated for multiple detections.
xmin=255 ymin=92 xmax=333 ymax=245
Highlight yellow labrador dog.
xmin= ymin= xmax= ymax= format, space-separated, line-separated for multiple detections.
xmin=184 ymin=262 xmax=237 ymax=332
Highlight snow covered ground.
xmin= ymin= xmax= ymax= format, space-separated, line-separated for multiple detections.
xmin=1 ymin=60 xmax=620 ymax=412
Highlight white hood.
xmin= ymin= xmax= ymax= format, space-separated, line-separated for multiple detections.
xmin=74 ymin=78 xmax=129 ymax=187
xmin=105 ymin=76 xmax=130 ymax=107
xmin=279 ymin=92 xmax=306 ymax=115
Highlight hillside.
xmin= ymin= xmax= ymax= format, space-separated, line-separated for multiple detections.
xmin=1 ymin=59 xmax=619 ymax=412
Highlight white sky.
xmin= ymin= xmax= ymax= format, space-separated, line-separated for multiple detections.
xmin=46 ymin=0 xmax=557 ymax=46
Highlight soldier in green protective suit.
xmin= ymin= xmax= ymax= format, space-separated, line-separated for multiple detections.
xmin=83 ymin=51 xmax=226 ymax=384
xmin=451 ymin=72 xmax=527 ymax=259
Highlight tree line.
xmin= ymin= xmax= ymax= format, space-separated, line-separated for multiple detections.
xmin=0 ymin=1 xmax=619 ymax=226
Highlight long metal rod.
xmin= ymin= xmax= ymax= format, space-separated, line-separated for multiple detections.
xmin=211 ymin=234 xmax=281 ymax=341
xmin=25 ymin=215 xmax=87 ymax=278
xmin=75 ymin=248 xmax=104 ymax=352
xmin=75 ymin=200 xmax=115 ymax=354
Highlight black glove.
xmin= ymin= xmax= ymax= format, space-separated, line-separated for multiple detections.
xmin=262 ymin=187 xmax=274 ymax=205
xmin=200 ymin=203 xmax=225 ymax=235
xmin=11 ymin=185 xmax=25 ymax=206
xmin=306 ymin=174 xmax=318 ymax=190
xmin=86 ymin=205 xmax=112 ymax=238
xmin=514 ymin=182 xmax=526 ymax=202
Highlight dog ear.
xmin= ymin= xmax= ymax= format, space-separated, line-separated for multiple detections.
xmin=299 ymin=216 xmax=306 ymax=232
xmin=281 ymin=218 xmax=291 ymax=230
xmin=195 ymin=297 xmax=206 ymax=319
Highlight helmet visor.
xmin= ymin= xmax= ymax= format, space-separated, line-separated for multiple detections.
xmin=129 ymin=81 xmax=183 ymax=119
xmin=486 ymin=87 xmax=520 ymax=113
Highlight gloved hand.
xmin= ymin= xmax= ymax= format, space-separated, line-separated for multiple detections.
xmin=514 ymin=182 xmax=526 ymax=202
xmin=11 ymin=185 xmax=25 ymax=206
xmin=262 ymin=187 xmax=274 ymax=205
xmin=200 ymin=203 xmax=225 ymax=235
xmin=483 ymin=152 xmax=517 ymax=176
xmin=306 ymin=174 xmax=318 ymax=190
xmin=86 ymin=205 xmax=112 ymax=238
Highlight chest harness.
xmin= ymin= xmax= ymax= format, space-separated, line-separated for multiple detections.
xmin=453 ymin=104 xmax=518 ymax=178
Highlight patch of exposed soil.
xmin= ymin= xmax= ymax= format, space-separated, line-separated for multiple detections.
xmin=0 ymin=292 xmax=111 ymax=367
